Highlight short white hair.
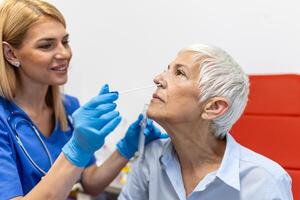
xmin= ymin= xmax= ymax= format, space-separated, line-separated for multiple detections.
xmin=180 ymin=44 xmax=249 ymax=138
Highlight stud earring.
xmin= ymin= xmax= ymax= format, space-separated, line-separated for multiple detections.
xmin=13 ymin=61 xmax=20 ymax=68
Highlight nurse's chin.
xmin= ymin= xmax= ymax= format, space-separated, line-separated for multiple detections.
xmin=50 ymin=77 xmax=68 ymax=86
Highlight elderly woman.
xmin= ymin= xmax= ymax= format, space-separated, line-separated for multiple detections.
xmin=118 ymin=44 xmax=293 ymax=200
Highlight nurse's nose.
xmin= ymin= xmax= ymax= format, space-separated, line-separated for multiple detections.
xmin=55 ymin=43 xmax=72 ymax=60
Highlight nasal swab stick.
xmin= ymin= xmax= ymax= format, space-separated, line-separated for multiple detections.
xmin=138 ymin=104 xmax=148 ymax=159
xmin=120 ymin=85 xmax=155 ymax=95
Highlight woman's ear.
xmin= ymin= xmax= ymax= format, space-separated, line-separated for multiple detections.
xmin=201 ymin=97 xmax=229 ymax=120
xmin=2 ymin=42 xmax=20 ymax=67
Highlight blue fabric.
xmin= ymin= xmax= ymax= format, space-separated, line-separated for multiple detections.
xmin=118 ymin=134 xmax=293 ymax=200
xmin=0 ymin=95 xmax=95 ymax=199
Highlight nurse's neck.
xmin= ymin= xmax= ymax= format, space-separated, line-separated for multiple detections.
xmin=14 ymin=82 xmax=50 ymax=114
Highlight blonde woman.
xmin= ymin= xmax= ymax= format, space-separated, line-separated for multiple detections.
xmin=0 ymin=0 xmax=165 ymax=199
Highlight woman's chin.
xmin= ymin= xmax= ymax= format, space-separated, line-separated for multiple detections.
xmin=147 ymin=110 xmax=166 ymax=124
xmin=146 ymin=111 xmax=158 ymax=121
xmin=146 ymin=109 xmax=156 ymax=120
xmin=51 ymin=77 xmax=68 ymax=86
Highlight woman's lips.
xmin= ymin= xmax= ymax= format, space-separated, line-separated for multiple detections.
xmin=50 ymin=62 xmax=68 ymax=72
xmin=152 ymin=93 xmax=164 ymax=102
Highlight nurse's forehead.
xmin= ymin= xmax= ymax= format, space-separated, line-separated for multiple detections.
xmin=22 ymin=17 xmax=67 ymax=43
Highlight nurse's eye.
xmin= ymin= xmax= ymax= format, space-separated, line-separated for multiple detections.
xmin=62 ymin=40 xmax=70 ymax=47
xmin=38 ymin=43 xmax=52 ymax=49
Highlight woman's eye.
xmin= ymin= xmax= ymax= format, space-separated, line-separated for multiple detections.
xmin=38 ymin=43 xmax=52 ymax=49
xmin=176 ymin=69 xmax=185 ymax=76
xmin=62 ymin=40 xmax=70 ymax=46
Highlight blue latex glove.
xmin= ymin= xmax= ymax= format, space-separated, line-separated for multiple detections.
xmin=63 ymin=84 xmax=122 ymax=167
xmin=116 ymin=114 xmax=168 ymax=160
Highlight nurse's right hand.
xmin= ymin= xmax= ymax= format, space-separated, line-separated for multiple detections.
xmin=62 ymin=84 xmax=122 ymax=167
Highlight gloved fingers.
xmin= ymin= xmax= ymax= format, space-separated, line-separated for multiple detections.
xmin=144 ymin=126 xmax=156 ymax=138
xmin=92 ymin=103 xmax=117 ymax=117
xmin=98 ymin=84 xmax=109 ymax=95
xmin=144 ymin=127 xmax=149 ymax=135
xmin=77 ymin=118 xmax=106 ymax=130
xmin=146 ymin=118 xmax=153 ymax=126
xmin=145 ymin=119 xmax=154 ymax=132
xmin=127 ymin=114 xmax=143 ymax=132
xmin=84 ymin=92 xmax=119 ymax=109
xmin=152 ymin=124 xmax=162 ymax=136
xmin=72 ymin=106 xmax=115 ymax=122
xmin=128 ymin=114 xmax=144 ymax=130
xmin=109 ymin=90 xmax=119 ymax=94
xmin=159 ymin=133 xmax=169 ymax=139
xmin=74 ymin=110 xmax=120 ymax=130
xmin=144 ymin=122 xmax=169 ymax=142
xmin=99 ymin=116 xmax=122 ymax=137
xmin=76 ymin=103 xmax=116 ymax=118
xmin=144 ymin=119 xmax=160 ymax=137
xmin=99 ymin=110 xmax=120 ymax=123
xmin=95 ymin=102 xmax=116 ymax=111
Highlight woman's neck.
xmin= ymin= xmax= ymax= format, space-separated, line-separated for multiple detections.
xmin=14 ymin=81 xmax=55 ymax=137
xmin=163 ymin=120 xmax=226 ymax=169
xmin=14 ymin=81 xmax=49 ymax=115
xmin=162 ymin=120 xmax=226 ymax=196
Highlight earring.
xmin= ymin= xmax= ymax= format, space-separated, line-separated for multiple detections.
xmin=13 ymin=61 xmax=20 ymax=68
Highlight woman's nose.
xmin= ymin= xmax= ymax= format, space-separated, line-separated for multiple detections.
xmin=55 ymin=44 xmax=72 ymax=59
xmin=153 ymin=71 xmax=167 ymax=88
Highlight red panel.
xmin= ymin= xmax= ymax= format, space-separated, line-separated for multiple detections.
xmin=232 ymin=74 xmax=300 ymax=199
xmin=244 ymin=74 xmax=300 ymax=115
xmin=231 ymin=115 xmax=300 ymax=169
xmin=286 ymin=169 xmax=300 ymax=200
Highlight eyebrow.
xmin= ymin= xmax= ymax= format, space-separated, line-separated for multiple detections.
xmin=37 ymin=34 xmax=69 ymax=42
xmin=174 ymin=64 xmax=188 ymax=69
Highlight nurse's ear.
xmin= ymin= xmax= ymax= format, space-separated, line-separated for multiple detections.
xmin=2 ymin=42 xmax=20 ymax=68
xmin=201 ymin=97 xmax=229 ymax=120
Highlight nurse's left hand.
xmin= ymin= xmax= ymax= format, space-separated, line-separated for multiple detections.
xmin=116 ymin=114 xmax=169 ymax=160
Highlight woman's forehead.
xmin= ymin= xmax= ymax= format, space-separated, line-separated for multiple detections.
xmin=23 ymin=17 xmax=66 ymax=42
xmin=172 ymin=52 xmax=202 ymax=71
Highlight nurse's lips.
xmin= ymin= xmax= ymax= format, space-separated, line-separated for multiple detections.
xmin=152 ymin=93 xmax=164 ymax=102
xmin=50 ymin=62 xmax=68 ymax=72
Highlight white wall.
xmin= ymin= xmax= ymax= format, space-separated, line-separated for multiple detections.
xmin=4 ymin=0 xmax=300 ymax=146
xmin=48 ymin=0 xmax=300 ymax=146
xmin=45 ymin=0 xmax=300 ymax=95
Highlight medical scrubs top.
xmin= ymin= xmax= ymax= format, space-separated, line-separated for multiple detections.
xmin=0 ymin=95 xmax=96 ymax=199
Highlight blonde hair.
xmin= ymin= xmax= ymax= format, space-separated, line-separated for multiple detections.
xmin=0 ymin=0 xmax=68 ymax=130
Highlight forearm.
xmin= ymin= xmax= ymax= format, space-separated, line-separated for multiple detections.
xmin=12 ymin=153 xmax=83 ymax=200
xmin=81 ymin=150 xmax=128 ymax=195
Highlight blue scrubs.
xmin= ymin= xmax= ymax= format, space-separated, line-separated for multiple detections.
xmin=0 ymin=95 xmax=96 ymax=199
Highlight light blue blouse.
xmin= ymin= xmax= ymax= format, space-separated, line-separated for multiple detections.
xmin=118 ymin=134 xmax=293 ymax=200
